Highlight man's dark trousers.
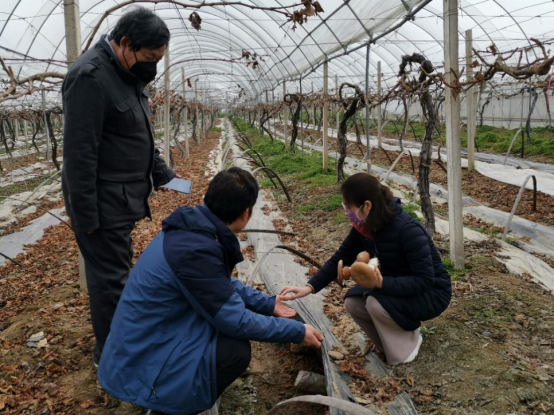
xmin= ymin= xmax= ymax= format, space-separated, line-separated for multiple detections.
xmin=75 ymin=223 xmax=135 ymax=364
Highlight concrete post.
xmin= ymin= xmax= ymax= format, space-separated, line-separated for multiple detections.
xmin=312 ymin=82 xmax=315 ymax=127
xmin=465 ymin=29 xmax=476 ymax=171
xmin=377 ymin=61 xmax=382 ymax=147
xmin=272 ymin=89 xmax=276 ymax=139
xmin=444 ymin=0 xmax=465 ymax=268
xmin=323 ymin=60 xmax=329 ymax=171
xmin=163 ymin=46 xmax=171 ymax=167
xmin=181 ymin=67 xmax=189 ymax=158
xmin=283 ymin=82 xmax=288 ymax=146
xmin=335 ymin=74 xmax=339 ymax=136
xmin=365 ymin=42 xmax=371 ymax=173
xmin=195 ymin=79 xmax=200 ymax=142
xmin=23 ymin=119 xmax=28 ymax=148
xmin=42 ymin=90 xmax=50 ymax=163
xmin=63 ymin=0 xmax=82 ymax=68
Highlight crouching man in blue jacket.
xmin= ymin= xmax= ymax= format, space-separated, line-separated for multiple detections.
xmin=98 ymin=167 xmax=323 ymax=414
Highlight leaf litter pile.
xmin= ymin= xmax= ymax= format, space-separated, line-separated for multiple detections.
xmin=0 ymin=132 xmax=220 ymax=414
xmin=247 ymin=125 xmax=554 ymax=414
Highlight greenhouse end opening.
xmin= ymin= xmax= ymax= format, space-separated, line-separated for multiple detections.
xmin=0 ymin=1 xmax=553 ymax=415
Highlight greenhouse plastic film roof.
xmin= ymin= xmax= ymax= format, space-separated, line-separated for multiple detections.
xmin=1 ymin=0 xmax=554 ymax=106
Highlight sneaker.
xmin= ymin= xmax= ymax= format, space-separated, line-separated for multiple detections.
xmin=402 ymin=333 xmax=423 ymax=364
xmin=93 ymin=358 xmax=99 ymax=369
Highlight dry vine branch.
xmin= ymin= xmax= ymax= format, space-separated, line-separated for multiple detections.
xmin=0 ymin=57 xmax=64 ymax=103
xmin=337 ymin=83 xmax=365 ymax=183
xmin=399 ymin=53 xmax=437 ymax=235
xmin=284 ymin=93 xmax=303 ymax=151
xmin=83 ymin=0 xmax=324 ymax=52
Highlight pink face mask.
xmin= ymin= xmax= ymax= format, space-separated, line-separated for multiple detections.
xmin=342 ymin=202 xmax=367 ymax=227
xmin=342 ymin=204 xmax=375 ymax=241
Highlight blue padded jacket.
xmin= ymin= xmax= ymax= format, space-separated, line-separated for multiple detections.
xmin=98 ymin=205 xmax=305 ymax=414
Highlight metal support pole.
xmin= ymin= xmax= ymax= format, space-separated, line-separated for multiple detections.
xmin=365 ymin=42 xmax=371 ymax=173
xmin=377 ymin=61 xmax=382 ymax=147
xmin=444 ymin=0 xmax=464 ymax=268
xmin=465 ymin=29 xmax=476 ymax=171
xmin=323 ymin=60 xmax=329 ymax=171
xmin=163 ymin=46 xmax=171 ymax=167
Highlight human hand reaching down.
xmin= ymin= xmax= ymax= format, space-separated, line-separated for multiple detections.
xmin=273 ymin=295 xmax=297 ymax=318
xmin=301 ymin=324 xmax=324 ymax=348
xmin=278 ymin=285 xmax=313 ymax=300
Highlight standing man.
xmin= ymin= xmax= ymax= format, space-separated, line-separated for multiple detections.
xmin=62 ymin=7 xmax=176 ymax=367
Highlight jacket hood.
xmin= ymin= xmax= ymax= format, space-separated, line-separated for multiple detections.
xmin=162 ymin=205 xmax=244 ymax=268
xmin=391 ymin=197 xmax=403 ymax=214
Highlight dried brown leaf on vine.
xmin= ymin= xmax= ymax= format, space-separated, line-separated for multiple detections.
xmin=189 ymin=12 xmax=202 ymax=30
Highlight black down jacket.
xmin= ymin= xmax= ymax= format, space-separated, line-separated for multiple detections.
xmin=308 ymin=198 xmax=452 ymax=331
xmin=61 ymin=35 xmax=175 ymax=232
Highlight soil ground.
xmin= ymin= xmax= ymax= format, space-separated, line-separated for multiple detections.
xmin=240 ymin=119 xmax=554 ymax=414
xmin=0 ymin=127 xmax=326 ymax=415
xmin=300 ymin=126 xmax=554 ymax=228
xmin=2 ymin=118 xmax=554 ymax=415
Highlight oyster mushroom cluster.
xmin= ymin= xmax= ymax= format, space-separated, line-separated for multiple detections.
xmin=337 ymin=251 xmax=380 ymax=289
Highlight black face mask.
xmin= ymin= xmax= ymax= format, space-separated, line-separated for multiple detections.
xmin=124 ymin=48 xmax=157 ymax=84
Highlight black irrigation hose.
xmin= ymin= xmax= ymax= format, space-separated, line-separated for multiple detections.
xmin=377 ymin=146 xmax=393 ymax=164
xmin=246 ymin=244 xmax=322 ymax=286
xmin=234 ymin=156 xmax=278 ymax=189
xmin=0 ymin=196 xmax=72 ymax=230
xmin=434 ymin=159 xmax=447 ymax=174
xmin=0 ymin=252 xmax=23 ymax=268
xmin=232 ymin=120 xmax=292 ymax=203
xmin=46 ymin=211 xmax=72 ymax=229
xmin=252 ymin=166 xmax=292 ymax=203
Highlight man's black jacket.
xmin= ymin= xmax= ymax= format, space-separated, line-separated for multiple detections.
xmin=61 ymin=35 xmax=175 ymax=232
